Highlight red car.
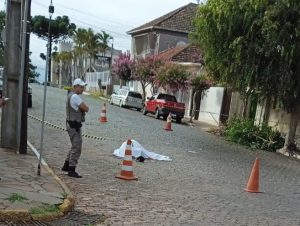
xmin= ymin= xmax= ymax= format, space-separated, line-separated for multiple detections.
xmin=143 ymin=93 xmax=185 ymax=123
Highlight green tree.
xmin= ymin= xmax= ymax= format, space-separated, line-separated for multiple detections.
xmin=71 ymin=28 xmax=113 ymax=79
xmin=53 ymin=51 xmax=73 ymax=86
xmin=31 ymin=15 xmax=76 ymax=82
xmin=28 ymin=52 xmax=40 ymax=81
xmin=192 ymin=0 xmax=300 ymax=149
xmin=98 ymin=30 xmax=113 ymax=56
xmin=72 ymin=28 xmax=87 ymax=78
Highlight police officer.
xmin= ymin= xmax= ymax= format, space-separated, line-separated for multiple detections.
xmin=62 ymin=78 xmax=89 ymax=178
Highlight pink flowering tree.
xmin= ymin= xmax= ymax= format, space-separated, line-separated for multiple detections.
xmin=132 ymin=55 xmax=163 ymax=100
xmin=112 ymin=52 xmax=135 ymax=87
xmin=156 ymin=62 xmax=191 ymax=94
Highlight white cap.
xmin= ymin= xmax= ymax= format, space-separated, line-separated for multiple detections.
xmin=73 ymin=78 xmax=87 ymax=87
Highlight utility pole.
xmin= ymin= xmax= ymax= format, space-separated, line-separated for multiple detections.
xmin=1 ymin=0 xmax=22 ymax=150
xmin=1 ymin=0 xmax=31 ymax=153
xmin=37 ymin=0 xmax=54 ymax=176
xmin=19 ymin=0 xmax=31 ymax=154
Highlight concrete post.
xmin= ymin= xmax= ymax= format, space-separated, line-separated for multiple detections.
xmin=19 ymin=0 xmax=31 ymax=154
xmin=1 ymin=0 xmax=22 ymax=149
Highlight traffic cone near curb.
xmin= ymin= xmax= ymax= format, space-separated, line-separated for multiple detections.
xmin=99 ymin=103 xmax=108 ymax=123
xmin=244 ymin=157 xmax=261 ymax=193
xmin=116 ymin=139 xmax=138 ymax=180
xmin=164 ymin=113 xmax=173 ymax=131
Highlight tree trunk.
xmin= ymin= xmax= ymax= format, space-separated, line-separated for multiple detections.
xmin=189 ymin=90 xmax=199 ymax=123
xmin=242 ymin=96 xmax=251 ymax=119
xmin=284 ymin=108 xmax=300 ymax=148
xmin=120 ymin=79 xmax=122 ymax=88
xmin=141 ymin=84 xmax=146 ymax=102
xmin=263 ymin=97 xmax=271 ymax=123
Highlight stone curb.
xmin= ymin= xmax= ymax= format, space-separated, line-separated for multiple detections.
xmin=0 ymin=209 xmax=31 ymax=222
xmin=276 ymin=148 xmax=300 ymax=161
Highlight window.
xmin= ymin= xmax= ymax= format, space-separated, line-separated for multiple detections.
xmin=128 ymin=92 xmax=142 ymax=99
xmin=157 ymin=94 xmax=177 ymax=102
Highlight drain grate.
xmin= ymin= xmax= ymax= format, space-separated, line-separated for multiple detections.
xmin=49 ymin=210 xmax=106 ymax=226
xmin=0 ymin=221 xmax=51 ymax=226
xmin=0 ymin=211 xmax=105 ymax=226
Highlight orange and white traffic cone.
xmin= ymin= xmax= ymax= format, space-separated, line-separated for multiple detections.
xmin=116 ymin=139 xmax=138 ymax=180
xmin=244 ymin=157 xmax=261 ymax=193
xmin=164 ymin=113 xmax=173 ymax=131
xmin=99 ymin=103 xmax=107 ymax=123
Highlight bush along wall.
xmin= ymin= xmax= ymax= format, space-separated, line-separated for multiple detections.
xmin=224 ymin=118 xmax=285 ymax=152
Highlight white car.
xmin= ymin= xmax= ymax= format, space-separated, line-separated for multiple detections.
xmin=110 ymin=89 xmax=143 ymax=111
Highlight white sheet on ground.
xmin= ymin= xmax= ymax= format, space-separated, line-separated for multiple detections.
xmin=113 ymin=140 xmax=172 ymax=161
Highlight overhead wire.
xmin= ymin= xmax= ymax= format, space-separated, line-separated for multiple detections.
xmin=32 ymin=0 xmax=133 ymax=38
xmin=31 ymin=0 xmax=132 ymax=50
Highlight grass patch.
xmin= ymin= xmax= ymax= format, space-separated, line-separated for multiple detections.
xmin=89 ymin=91 xmax=108 ymax=99
xmin=61 ymin=192 xmax=68 ymax=199
xmin=5 ymin=193 xmax=28 ymax=203
xmin=30 ymin=204 xmax=60 ymax=215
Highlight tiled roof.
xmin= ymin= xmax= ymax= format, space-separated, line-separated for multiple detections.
xmin=127 ymin=3 xmax=198 ymax=35
xmin=156 ymin=44 xmax=203 ymax=64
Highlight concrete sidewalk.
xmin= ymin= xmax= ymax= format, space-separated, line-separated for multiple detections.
xmin=0 ymin=144 xmax=73 ymax=223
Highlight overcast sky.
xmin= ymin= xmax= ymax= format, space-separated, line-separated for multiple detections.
xmin=1 ymin=0 xmax=198 ymax=79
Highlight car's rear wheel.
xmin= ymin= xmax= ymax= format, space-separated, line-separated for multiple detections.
xmin=176 ymin=117 xmax=182 ymax=123
xmin=163 ymin=115 xmax=167 ymax=121
xmin=155 ymin=109 xmax=160 ymax=119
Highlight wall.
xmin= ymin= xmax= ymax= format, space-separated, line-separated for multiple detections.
xmin=85 ymin=71 xmax=111 ymax=92
xmin=197 ymin=87 xmax=225 ymax=126
xmin=257 ymin=106 xmax=300 ymax=136
xmin=228 ymin=92 xmax=244 ymax=121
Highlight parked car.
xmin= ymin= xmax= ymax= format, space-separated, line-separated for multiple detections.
xmin=110 ymin=89 xmax=143 ymax=111
xmin=143 ymin=93 xmax=185 ymax=123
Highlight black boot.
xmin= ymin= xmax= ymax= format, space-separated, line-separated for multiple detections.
xmin=61 ymin=161 xmax=70 ymax=172
xmin=68 ymin=166 xmax=82 ymax=178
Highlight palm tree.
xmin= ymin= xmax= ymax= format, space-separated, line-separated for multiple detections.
xmin=53 ymin=51 xmax=74 ymax=87
xmin=71 ymin=28 xmax=113 ymax=79
xmin=99 ymin=30 xmax=113 ymax=57
xmin=85 ymin=28 xmax=101 ymax=72
xmin=72 ymin=28 xmax=88 ymax=79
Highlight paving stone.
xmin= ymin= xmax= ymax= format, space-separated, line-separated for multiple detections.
xmin=25 ymin=85 xmax=300 ymax=225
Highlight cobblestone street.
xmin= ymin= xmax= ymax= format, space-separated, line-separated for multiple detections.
xmin=27 ymin=85 xmax=300 ymax=226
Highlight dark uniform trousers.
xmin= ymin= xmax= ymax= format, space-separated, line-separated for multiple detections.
xmin=66 ymin=123 xmax=82 ymax=167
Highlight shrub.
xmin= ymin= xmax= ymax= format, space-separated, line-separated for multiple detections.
xmin=224 ymin=118 xmax=284 ymax=152
xmin=63 ymin=86 xmax=72 ymax=91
